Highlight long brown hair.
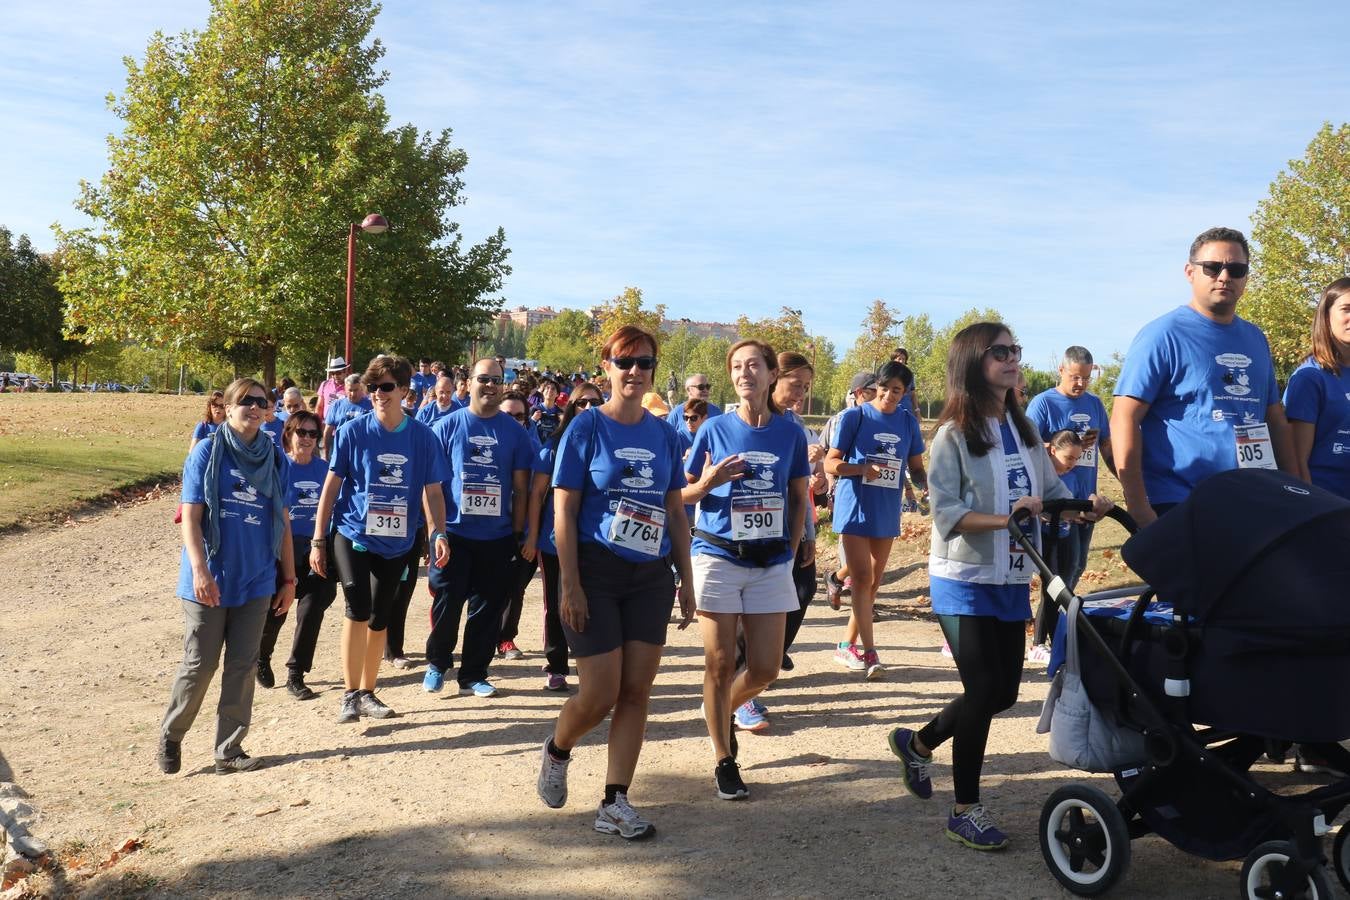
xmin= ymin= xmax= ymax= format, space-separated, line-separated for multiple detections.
xmin=936 ymin=322 xmax=1038 ymax=456
xmin=1310 ymin=278 xmax=1350 ymax=374
xmin=201 ymin=390 xmax=225 ymax=424
xmin=549 ymin=382 xmax=604 ymax=447
xmin=726 ymin=339 xmax=781 ymax=414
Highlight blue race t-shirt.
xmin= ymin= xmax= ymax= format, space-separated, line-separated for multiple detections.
xmin=533 ymin=443 xmax=559 ymax=555
xmin=554 ymin=409 xmax=686 ymax=563
xmin=830 ymin=403 xmax=925 ymax=537
xmin=1026 ymin=388 xmax=1111 ymax=497
xmin=410 ymin=372 xmax=436 ymax=408
xmin=1283 ymin=359 xmax=1350 ymax=500
xmin=261 ymin=418 xmax=284 ymax=448
xmin=686 ymin=411 xmax=810 ymax=567
xmin=285 ymin=455 xmax=329 ymax=539
xmin=329 ymin=414 xmax=448 ymax=558
xmin=324 ymin=395 xmax=373 ymax=428
xmin=450 ymin=394 xmax=470 ymax=411
xmin=668 ymin=400 xmax=723 ymax=439
xmin=416 ymin=401 xmax=457 ymax=427
xmin=534 ymin=404 xmax=563 ymax=444
xmin=432 ymin=408 xmax=534 ymax=540
xmin=175 ymin=436 xmax=287 ymax=607
xmin=1114 ymin=306 xmax=1279 ymax=505
xmin=191 ymin=421 xmax=218 ymax=442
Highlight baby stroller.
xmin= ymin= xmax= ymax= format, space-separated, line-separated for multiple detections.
xmin=1010 ymin=469 xmax=1350 ymax=898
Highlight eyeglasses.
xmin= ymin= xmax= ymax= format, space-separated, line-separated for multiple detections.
xmin=1191 ymin=260 xmax=1250 ymax=279
xmin=366 ymin=382 xmax=400 ymax=394
xmin=295 ymin=428 xmax=320 ymax=439
xmin=573 ymin=398 xmax=599 ymax=408
xmin=610 ymin=356 xmax=657 ymax=371
xmin=688 ymin=383 xmax=710 ymax=391
xmin=236 ymin=395 xmax=270 ymax=409
xmin=474 ymin=375 xmax=504 ymax=385
xmin=983 ymin=344 xmax=1023 ymax=362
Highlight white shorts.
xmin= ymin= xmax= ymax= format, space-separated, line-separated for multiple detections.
xmin=692 ymin=553 xmax=797 ymax=615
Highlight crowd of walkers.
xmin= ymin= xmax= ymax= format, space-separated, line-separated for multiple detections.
xmin=155 ymin=225 xmax=1350 ymax=849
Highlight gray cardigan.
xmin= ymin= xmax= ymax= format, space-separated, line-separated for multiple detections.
xmin=928 ymin=418 xmax=1071 ymax=584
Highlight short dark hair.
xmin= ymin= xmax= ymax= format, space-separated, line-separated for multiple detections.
xmin=1189 ymin=227 xmax=1250 ymax=262
xmin=363 ymin=354 xmax=412 ymax=388
xmin=282 ymin=410 xmax=322 ymax=452
xmin=686 ymin=399 xmax=709 ymax=418
xmin=876 ymin=360 xmax=912 ymax=388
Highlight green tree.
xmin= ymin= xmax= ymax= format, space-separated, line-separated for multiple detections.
xmin=1246 ymin=122 xmax=1350 ymax=375
xmin=527 ymin=309 xmax=595 ymax=373
xmin=0 ymin=230 xmax=87 ymax=386
xmin=55 ymin=0 xmax=510 ymax=389
xmin=591 ymin=287 xmax=665 ymax=353
xmin=830 ymin=299 xmax=901 ymax=405
xmin=684 ymin=336 xmax=733 ymax=406
xmin=486 ymin=320 xmax=528 ymax=360
xmin=735 ymin=306 xmax=808 ymax=354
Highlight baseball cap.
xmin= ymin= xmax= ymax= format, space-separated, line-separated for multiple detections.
xmin=849 ymin=372 xmax=878 ymax=393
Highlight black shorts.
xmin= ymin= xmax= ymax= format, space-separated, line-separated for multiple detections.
xmin=563 ymin=542 xmax=676 ymax=657
xmin=332 ymin=532 xmax=407 ymax=631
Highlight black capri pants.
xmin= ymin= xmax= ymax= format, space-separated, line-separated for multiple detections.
xmin=332 ymin=532 xmax=407 ymax=632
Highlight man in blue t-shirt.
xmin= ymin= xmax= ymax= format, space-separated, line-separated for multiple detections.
xmin=322 ymin=375 xmax=373 ymax=457
xmin=423 ymin=358 xmax=533 ymax=697
xmin=409 ymin=357 xmax=437 ymax=410
xmin=416 ymin=375 xmax=459 ymax=427
xmin=667 ymin=373 xmax=722 ymax=439
xmin=1112 ymin=226 xmax=1294 ymax=527
xmin=1027 ymin=345 xmax=1115 ymax=497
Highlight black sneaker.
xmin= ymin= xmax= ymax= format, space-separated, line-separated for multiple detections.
xmin=256 ymin=660 xmax=275 ymax=689
xmin=356 ymin=690 xmax=395 ymax=719
xmin=285 ymin=675 xmax=315 ymax=701
xmin=781 ymin=653 xmax=794 ymax=672
xmin=715 ymin=757 xmax=749 ymax=800
xmin=157 ymin=735 xmax=181 ymax=775
xmin=337 ymin=690 xmax=361 ymax=724
xmin=214 ymin=752 xmax=262 ymax=774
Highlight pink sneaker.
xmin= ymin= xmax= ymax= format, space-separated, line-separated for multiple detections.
xmin=864 ymin=649 xmax=885 ymax=680
xmin=834 ymin=642 xmax=866 ymax=671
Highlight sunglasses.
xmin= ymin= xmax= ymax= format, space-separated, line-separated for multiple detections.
xmin=683 ymin=415 xmax=702 ymax=422
xmin=1192 ymin=260 xmax=1249 ymax=279
xmin=689 ymin=383 xmax=710 ymax=391
xmin=983 ymin=343 xmax=1023 ymax=362
xmin=475 ymin=375 xmax=504 ymax=385
xmin=295 ymin=428 xmax=320 ymax=439
xmin=609 ymin=356 xmax=657 ymax=371
xmin=236 ymin=395 xmax=270 ymax=409
xmin=573 ymin=397 xmax=599 ymax=408
xmin=366 ymin=382 xmax=400 ymax=394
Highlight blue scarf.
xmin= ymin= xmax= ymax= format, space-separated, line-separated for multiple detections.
xmin=201 ymin=424 xmax=286 ymax=560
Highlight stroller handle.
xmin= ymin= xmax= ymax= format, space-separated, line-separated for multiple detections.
xmin=1007 ymin=499 xmax=1139 ymax=543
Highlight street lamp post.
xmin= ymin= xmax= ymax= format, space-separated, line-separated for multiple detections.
xmin=344 ymin=213 xmax=390 ymax=366
xmin=805 ymin=341 xmax=815 ymax=416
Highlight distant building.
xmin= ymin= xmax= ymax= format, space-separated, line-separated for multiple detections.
xmin=495 ymin=305 xmax=561 ymax=329
xmin=661 ymin=318 xmax=740 ymax=341
xmin=495 ymin=303 xmax=739 ymax=342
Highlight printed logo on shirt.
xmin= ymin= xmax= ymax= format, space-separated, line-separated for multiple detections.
xmin=870 ymin=432 xmax=901 ymax=457
xmin=376 ymin=453 xmax=408 ymax=485
xmin=1212 ymin=409 xmax=1226 ymax=422
xmin=468 ymin=434 xmax=497 ymax=465
xmin=740 ymin=450 xmax=782 ymax=490
xmin=244 ymin=513 xmax=262 ymax=525
xmin=615 ymin=447 xmax=657 ymax=488
xmin=295 ymin=481 xmax=321 ymax=505
xmin=1069 ymin=412 xmax=1091 ymax=431
xmin=229 ymin=469 xmax=259 ymax=502
xmin=1215 ymin=352 xmax=1253 ymax=397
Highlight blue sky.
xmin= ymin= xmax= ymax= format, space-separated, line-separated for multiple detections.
xmin=4 ymin=1 xmax=1348 ymax=371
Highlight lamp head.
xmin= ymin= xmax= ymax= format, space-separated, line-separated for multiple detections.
xmin=360 ymin=214 xmax=389 ymax=234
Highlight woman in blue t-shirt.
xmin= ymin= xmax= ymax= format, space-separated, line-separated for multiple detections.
xmin=255 ymin=409 xmax=338 ymax=700
xmin=824 ymin=360 xmax=928 ymax=680
xmin=188 ymin=390 xmax=226 ymax=454
xmin=310 ymin=355 xmax=450 ymax=726
xmin=522 ymin=381 xmax=604 ymax=692
xmin=535 ymin=326 xmax=694 ymax=841
xmin=159 ymin=378 xmax=296 ymax=777
xmin=888 ymin=323 xmax=1110 ymax=851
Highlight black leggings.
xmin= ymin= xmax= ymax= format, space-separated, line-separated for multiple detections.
xmin=259 ymin=536 xmax=337 ymax=673
xmin=917 ymin=614 xmax=1025 ymax=805
xmin=539 ymin=552 xmax=569 ymax=675
xmin=384 ymin=532 xmax=427 ymax=658
xmin=782 ymin=552 xmax=817 ymax=654
xmin=332 ymin=532 xmax=407 ymax=632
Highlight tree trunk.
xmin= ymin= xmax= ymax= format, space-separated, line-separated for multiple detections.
xmin=261 ymin=342 xmax=277 ymax=394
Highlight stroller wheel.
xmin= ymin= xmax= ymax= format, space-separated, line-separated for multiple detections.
xmin=1331 ymin=827 xmax=1350 ymax=894
xmin=1240 ymin=840 xmax=1332 ymax=900
xmin=1039 ymin=784 xmax=1130 ymax=896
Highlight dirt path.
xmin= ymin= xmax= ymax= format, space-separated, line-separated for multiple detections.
xmin=0 ymin=496 xmax=1260 ymax=898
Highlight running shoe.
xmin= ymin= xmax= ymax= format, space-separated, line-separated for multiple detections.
xmin=389 ymin=656 xmax=414 ymax=670
xmin=834 ymin=642 xmax=866 ymax=671
xmin=214 ymin=752 xmax=262 ymax=774
xmin=826 ymin=571 xmax=844 ymax=610
xmin=255 ymin=660 xmax=275 ymax=689
xmin=715 ymin=758 xmax=749 ymax=801
xmin=843 ymin=576 xmax=853 ymax=592
xmin=285 ymin=675 xmax=315 ymax=701
xmin=337 ymin=690 xmax=361 ymax=724
xmin=1295 ymin=748 xmax=1350 ymax=778
xmin=157 ymin=735 xmax=181 ymax=775
xmin=902 ymin=498 xmax=918 ymax=513
xmin=750 ymin=699 xmax=768 ymax=716
xmin=946 ymin=803 xmax=1010 ymax=851
xmin=887 ymin=727 xmax=933 ymax=800
xmin=356 ymin=690 xmax=395 ymax=719
xmin=594 ymin=793 xmax=656 ymax=840
xmin=940 ymin=641 xmax=954 ymax=659
xmin=1025 ymin=643 xmax=1051 ymax=665
xmin=734 ymin=700 xmax=769 ymax=732
xmin=780 ymin=653 xmax=794 ymax=672
xmin=917 ymin=493 xmax=931 ymax=516
xmin=864 ymin=649 xmax=884 ymax=680
xmin=536 ymin=741 xmax=570 ymax=808
xmin=498 ymin=640 xmax=524 ymax=660
xmin=544 ymin=673 xmax=569 ymax=692
xmin=422 ymin=666 xmax=444 ymax=693
xmin=462 ymin=680 xmax=497 ymax=698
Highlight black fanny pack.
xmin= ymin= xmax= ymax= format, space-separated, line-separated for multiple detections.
xmin=693 ymin=529 xmax=788 ymax=568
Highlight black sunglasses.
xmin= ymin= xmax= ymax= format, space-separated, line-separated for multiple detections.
xmin=236 ymin=395 xmax=270 ymax=409
xmin=294 ymin=428 xmax=320 ymax=439
xmin=573 ymin=397 xmax=599 ymax=408
xmin=683 ymin=414 xmax=702 ymax=422
xmin=983 ymin=344 xmax=1023 ymax=362
xmin=609 ymin=356 xmax=657 ymax=371
xmin=689 ymin=383 xmax=710 ymax=391
xmin=1191 ymin=260 xmax=1249 ymax=279
xmin=366 ymin=382 xmax=400 ymax=393
xmin=475 ymin=374 xmax=504 ymax=385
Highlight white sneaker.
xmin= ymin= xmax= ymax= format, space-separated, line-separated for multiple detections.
xmin=536 ymin=741 xmax=570 ymax=809
xmin=1025 ymin=643 xmax=1051 ymax=665
xmin=594 ymin=793 xmax=655 ymax=840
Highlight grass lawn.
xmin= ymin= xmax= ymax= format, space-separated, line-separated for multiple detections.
xmin=0 ymin=394 xmax=202 ymax=529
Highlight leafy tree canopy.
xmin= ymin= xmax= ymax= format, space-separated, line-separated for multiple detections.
xmin=591 ymin=287 xmax=665 ymax=354
xmin=526 ymin=309 xmax=596 ymax=374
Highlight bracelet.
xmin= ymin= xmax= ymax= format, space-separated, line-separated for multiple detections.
xmin=280 ymin=577 xmax=296 ymax=586
xmin=432 ymin=531 xmax=447 ymax=543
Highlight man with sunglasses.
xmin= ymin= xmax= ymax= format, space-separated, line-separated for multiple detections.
xmin=1112 ymin=227 xmax=1295 ymax=528
xmin=425 ymin=358 xmax=534 ymax=698
xmin=667 ymin=374 xmax=722 ymax=440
